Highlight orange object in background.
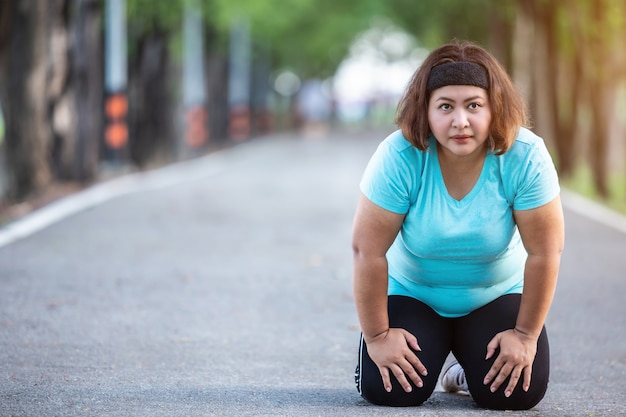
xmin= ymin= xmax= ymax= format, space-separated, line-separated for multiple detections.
xmin=228 ymin=105 xmax=250 ymax=141
xmin=104 ymin=93 xmax=128 ymax=149
xmin=185 ymin=106 xmax=208 ymax=147
xmin=105 ymin=122 xmax=128 ymax=149
xmin=105 ymin=94 xmax=128 ymax=119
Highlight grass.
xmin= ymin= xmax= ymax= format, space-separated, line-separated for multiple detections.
xmin=561 ymin=164 xmax=626 ymax=215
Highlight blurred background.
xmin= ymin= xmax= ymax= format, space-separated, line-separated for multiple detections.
xmin=0 ymin=0 xmax=624 ymax=220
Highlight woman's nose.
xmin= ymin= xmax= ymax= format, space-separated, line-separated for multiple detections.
xmin=452 ymin=110 xmax=469 ymax=128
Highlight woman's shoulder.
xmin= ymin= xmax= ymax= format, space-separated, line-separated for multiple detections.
xmin=495 ymin=127 xmax=559 ymax=206
xmin=381 ymin=129 xmax=416 ymax=152
xmin=511 ymin=127 xmax=547 ymax=148
xmin=501 ymin=127 xmax=552 ymax=162
xmin=361 ymin=130 xmax=425 ymax=211
xmin=377 ymin=129 xmax=429 ymax=161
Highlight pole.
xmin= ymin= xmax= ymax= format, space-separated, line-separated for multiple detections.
xmin=228 ymin=16 xmax=251 ymax=141
xmin=182 ymin=1 xmax=207 ymax=149
xmin=104 ymin=0 xmax=128 ymax=161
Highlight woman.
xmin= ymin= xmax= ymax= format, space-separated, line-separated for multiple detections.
xmin=352 ymin=40 xmax=564 ymax=410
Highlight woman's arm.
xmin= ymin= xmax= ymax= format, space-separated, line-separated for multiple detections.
xmin=352 ymin=193 xmax=403 ymax=339
xmin=352 ymin=193 xmax=427 ymax=392
xmin=484 ymin=196 xmax=565 ymax=396
xmin=514 ymin=196 xmax=564 ymax=338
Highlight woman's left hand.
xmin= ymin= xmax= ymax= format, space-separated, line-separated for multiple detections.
xmin=483 ymin=329 xmax=538 ymax=397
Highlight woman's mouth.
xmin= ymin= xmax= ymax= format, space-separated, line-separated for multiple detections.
xmin=451 ymin=135 xmax=472 ymax=143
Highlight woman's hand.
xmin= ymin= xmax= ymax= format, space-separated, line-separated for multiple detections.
xmin=365 ymin=328 xmax=428 ymax=393
xmin=483 ymin=328 xmax=538 ymax=397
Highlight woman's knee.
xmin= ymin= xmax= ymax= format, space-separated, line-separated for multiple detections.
xmin=453 ymin=295 xmax=551 ymax=410
xmin=358 ymin=373 xmax=436 ymax=407
xmin=462 ymin=346 xmax=550 ymax=410
xmin=465 ymin=350 xmax=550 ymax=411
xmin=468 ymin=378 xmax=548 ymax=410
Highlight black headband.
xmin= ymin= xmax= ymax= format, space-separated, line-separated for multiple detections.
xmin=426 ymin=62 xmax=489 ymax=93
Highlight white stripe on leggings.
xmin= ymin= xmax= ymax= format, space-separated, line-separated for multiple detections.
xmin=356 ymin=333 xmax=364 ymax=394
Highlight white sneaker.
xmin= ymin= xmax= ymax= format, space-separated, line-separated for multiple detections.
xmin=440 ymin=360 xmax=469 ymax=394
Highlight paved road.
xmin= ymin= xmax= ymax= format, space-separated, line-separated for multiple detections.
xmin=1 ymin=128 xmax=625 ymax=416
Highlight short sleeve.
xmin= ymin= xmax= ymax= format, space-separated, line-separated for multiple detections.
xmin=359 ymin=132 xmax=421 ymax=214
xmin=511 ymin=133 xmax=561 ymax=211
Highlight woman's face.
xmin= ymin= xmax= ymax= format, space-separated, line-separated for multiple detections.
xmin=427 ymin=85 xmax=491 ymax=160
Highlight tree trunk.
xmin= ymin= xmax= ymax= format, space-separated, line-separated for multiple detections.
xmin=511 ymin=1 xmax=535 ymax=120
xmin=556 ymin=1 xmax=586 ymax=178
xmin=48 ymin=0 xmax=75 ymax=180
xmin=0 ymin=2 xmax=11 ymax=108
xmin=487 ymin=4 xmax=513 ymax=72
xmin=515 ymin=0 xmax=552 ymax=140
xmin=206 ymin=54 xmax=229 ymax=143
xmin=587 ymin=1 xmax=611 ymax=198
xmin=589 ymin=91 xmax=610 ymax=198
xmin=536 ymin=1 xmax=579 ymax=178
xmin=128 ymin=30 xmax=174 ymax=167
xmin=71 ymin=0 xmax=104 ymax=181
xmin=516 ymin=0 xmax=582 ymax=179
xmin=3 ymin=0 xmax=52 ymax=201
xmin=535 ymin=1 xmax=561 ymax=156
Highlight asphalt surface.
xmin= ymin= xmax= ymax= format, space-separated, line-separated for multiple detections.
xmin=1 ymin=128 xmax=625 ymax=416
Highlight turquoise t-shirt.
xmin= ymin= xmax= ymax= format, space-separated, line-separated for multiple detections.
xmin=360 ymin=128 xmax=560 ymax=317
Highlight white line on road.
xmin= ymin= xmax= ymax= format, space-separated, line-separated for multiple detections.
xmin=560 ymin=189 xmax=626 ymax=235
xmin=0 ymin=153 xmax=225 ymax=248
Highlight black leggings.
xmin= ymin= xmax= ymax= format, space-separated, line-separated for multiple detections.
xmin=355 ymin=294 xmax=549 ymax=410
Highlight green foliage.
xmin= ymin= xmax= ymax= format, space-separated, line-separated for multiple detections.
xmin=126 ymin=0 xmax=386 ymax=77
xmin=381 ymin=0 xmax=499 ymax=48
xmin=126 ymin=0 xmax=185 ymax=32
xmin=125 ymin=0 xmax=514 ymax=80
xmin=212 ymin=0 xmax=386 ymax=78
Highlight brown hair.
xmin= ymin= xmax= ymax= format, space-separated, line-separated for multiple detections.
xmin=395 ymin=40 xmax=527 ymax=155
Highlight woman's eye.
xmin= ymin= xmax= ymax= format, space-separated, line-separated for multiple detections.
xmin=468 ymin=102 xmax=482 ymax=110
xmin=439 ymin=104 xmax=452 ymax=111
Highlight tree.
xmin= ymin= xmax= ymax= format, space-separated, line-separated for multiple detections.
xmin=71 ymin=0 xmax=104 ymax=181
xmin=516 ymin=0 xmax=625 ymax=198
xmin=212 ymin=0 xmax=385 ymax=79
xmin=382 ymin=0 xmax=496 ymax=49
xmin=0 ymin=0 xmax=103 ymax=202
xmin=126 ymin=0 xmax=182 ymax=165
xmin=515 ymin=0 xmax=581 ymax=177
xmin=0 ymin=0 xmax=53 ymax=201
xmin=582 ymin=0 xmax=623 ymax=198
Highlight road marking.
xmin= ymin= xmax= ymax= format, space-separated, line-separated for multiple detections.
xmin=560 ymin=189 xmax=626 ymax=235
xmin=0 ymin=153 xmax=224 ymax=248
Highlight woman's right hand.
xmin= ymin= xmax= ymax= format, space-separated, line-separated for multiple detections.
xmin=365 ymin=328 xmax=428 ymax=393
